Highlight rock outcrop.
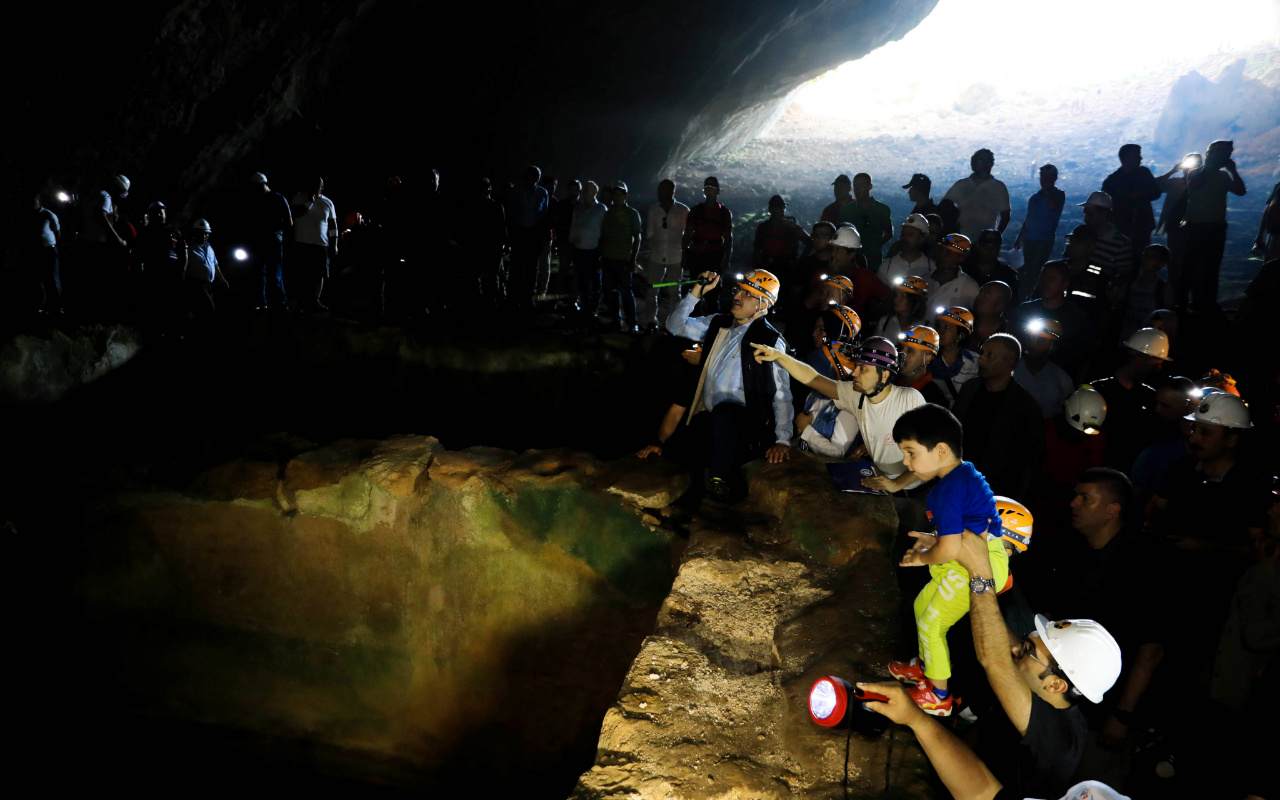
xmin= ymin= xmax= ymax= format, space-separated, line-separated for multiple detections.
xmin=0 ymin=324 xmax=142 ymax=406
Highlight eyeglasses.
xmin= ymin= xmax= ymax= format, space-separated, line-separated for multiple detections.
xmin=1018 ymin=635 xmax=1064 ymax=681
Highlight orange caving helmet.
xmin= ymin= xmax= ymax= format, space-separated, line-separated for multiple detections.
xmin=935 ymin=305 xmax=974 ymax=334
xmin=994 ymin=496 xmax=1034 ymax=552
xmin=899 ymin=325 xmax=940 ymax=355
xmin=896 ymin=275 xmax=930 ymax=297
xmin=343 ymin=211 xmax=363 ymax=229
xmin=823 ymin=334 xmax=862 ymax=379
xmin=828 ymin=303 xmax=863 ymax=339
xmin=939 ymin=233 xmax=972 ymax=255
xmin=1201 ymin=369 xmax=1240 ymax=397
xmin=821 ymin=273 xmax=855 ymax=298
xmin=735 ymin=269 xmax=780 ymax=306
xmin=1026 ymin=317 xmax=1064 ymax=340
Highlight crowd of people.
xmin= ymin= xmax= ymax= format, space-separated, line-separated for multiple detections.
xmin=628 ymin=144 xmax=1277 ymax=799
xmin=20 ymin=141 xmax=1280 ymax=798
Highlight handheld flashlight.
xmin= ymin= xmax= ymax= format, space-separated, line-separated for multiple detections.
xmin=808 ymin=676 xmax=889 ymax=728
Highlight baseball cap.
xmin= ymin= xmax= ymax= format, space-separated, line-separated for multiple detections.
xmin=902 ymin=213 xmax=930 ymax=234
xmin=768 ymin=194 xmax=786 ymax=208
xmin=1065 ymin=224 xmax=1096 ymax=240
xmin=832 ymin=174 xmax=852 ymax=186
xmin=901 ymin=173 xmax=931 ymax=190
xmin=614 ymin=181 xmax=629 ymax=193
xmin=251 ymin=172 xmax=269 ymax=185
xmin=1078 ymin=191 xmax=1113 ymax=210
xmin=704 ymin=176 xmax=720 ymax=189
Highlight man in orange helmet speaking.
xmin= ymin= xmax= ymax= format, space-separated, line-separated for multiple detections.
xmin=665 ymin=269 xmax=792 ymax=501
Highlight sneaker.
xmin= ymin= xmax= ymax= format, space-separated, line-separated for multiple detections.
xmin=888 ymin=657 xmax=927 ymax=683
xmin=909 ymin=680 xmax=954 ymax=717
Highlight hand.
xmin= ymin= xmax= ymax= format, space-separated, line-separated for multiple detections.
xmin=1098 ymin=715 xmax=1129 ymax=750
xmin=765 ymin=443 xmax=791 ymax=464
xmin=1226 ymin=159 xmax=1238 ymax=172
xmin=849 ymin=443 xmax=869 ymax=460
xmin=861 ymin=475 xmax=895 ymax=492
xmin=116 ymin=236 xmax=128 ymax=248
xmin=954 ymin=531 xmax=993 ymax=574
xmin=899 ymin=531 xmax=935 ymax=567
xmin=681 ymin=349 xmax=703 ymax=366
xmin=692 ymin=272 xmax=719 ymax=298
xmin=751 ymin=343 xmax=784 ymax=363
xmin=857 ymin=681 xmax=925 ymax=726
xmin=794 ymin=411 xmax=813 ymax=434
xmin=636 ymin=444 xmax=663 ymax=459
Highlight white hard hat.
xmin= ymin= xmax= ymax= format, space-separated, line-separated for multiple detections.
xmin=1034 ymin=615 xmax=1122 ymax=704
xmin=191 ymin=218 xmax=212 ymax=233
xmin=110 ymin=174 xmax=131 ymax=197
xmin=1123 ymin=327 xmax=1172 ymax=361
xmin=831 ymin=226 xmax=862 ymax=249
xmin=252 ymin=172 xmax=269 ymax=185
xmin=1185 ymin=392 xmax=1252 ymax=429
xmin=1064 ymin=386 xmax=1107 ymax=434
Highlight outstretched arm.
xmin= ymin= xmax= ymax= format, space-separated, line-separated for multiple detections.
xmin=751 ymin=344 xmax=838 ymax=399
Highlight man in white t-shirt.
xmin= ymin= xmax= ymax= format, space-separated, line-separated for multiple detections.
xmin=291 ymin=176 xmax=338 ymax=312
xmin=752 ymin=334 xmax=932 ymax=559
xmin=942 ymin=149 xmax=1011 ymax=241
xmin=882 ymin=213 xmax=937 ymax=293
xmin=640 ymin=179 xmax=690 ymax=333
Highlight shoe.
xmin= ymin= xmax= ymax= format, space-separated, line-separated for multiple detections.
xmin=888 ymin=657 xmax=926 ymax=683
xmin=909 ymin=680 xmax=954 ymax=717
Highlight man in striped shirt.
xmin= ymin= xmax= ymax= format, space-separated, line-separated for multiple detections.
xmin=1078 ymin=192 xmax=1133 ymax=288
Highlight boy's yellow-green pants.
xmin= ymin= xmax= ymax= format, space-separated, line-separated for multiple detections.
xmin=914 ymin=536 xmax=1010 ymax=682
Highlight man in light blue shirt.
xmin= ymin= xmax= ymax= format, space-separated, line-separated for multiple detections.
xmin=570 ymin=181 xmax=608 ymax=318
xmin=666 ymin=269 xmax=792 ymax=501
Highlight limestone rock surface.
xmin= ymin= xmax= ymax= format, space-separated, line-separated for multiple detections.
xmin=0 ymin=325 xmax=142 ymax=406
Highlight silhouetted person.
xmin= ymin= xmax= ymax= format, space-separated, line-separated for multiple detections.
xmin=598 ymin=181 xmax=642 ymax=332
xmin=186 ymin=218 xmax=230 ymax=318
xmin=248 ymin=172 xmax=291 ymax=311
xmin=904 ymin=173 xmax=938 ymax=218
xmin=839 ymin=173 xmax=893 ymax=273
xmin=1012 ymin=164 xmax=1064 ymax=297
xmin=820 ymin=174 xmax=853 ymax=222
xmin=1155 ymin=152 xmax=1201 ymax=298
xmin=952 ymin=333 xmax=1044 ymax=498
xmin=1102 ymin=143 xmax=1161 ymax=264
xmin=641 ymin=179 xmax=690 ymax=333
xmin=969 ymin=280 xmax=1010 ymax=351
xmin=569 ymin=181 xmax=606 ymax=320
xmin=29 ymin=192 xmax=62 ymax=314
xmin=1008 ymin=261 xmax=1091 ymax=378
xmin=551 ymin=179 xmax=581 ymax=297
xmin=505 ymin=165 xmax=550 ymax=310
xmin=942 ymin=149 xmax=1010 ymax=241
xmin=136 ymin=201 xmax=188 ymax=327
xmin=965 ymin=229 xmax=1020 ymax=300
xmin=1116 ymin=244 xmax=1173 ymax=343
xmin=536 ymin=173 xmax=558 ymax=297
xmin=1078 ymin=192 xmax=1132 ymax=290
xmin=1013 ymin=318 xmax=1073 ymax=419
xmin=683 ymin=177 xmax=733 ymax=309
xmin=459 ymin=177 xmax=508 ymax=309
xmin=1254 ymin=180 xmax=1279 ymax=261
xmin=75 ymin=174 xmax=130 ymax=315
xmin=752 ymin=194 xmax=811 ymax=279
xmin=1090 ymin=327 xmax=1172 ymax=471
xmin=291 ymin=176 xmax=338 ymax=313
xmin=377 ymin=175 xmax=411 ymax=316
xmin=1180 ymin=140 xmax=1247 ymax=310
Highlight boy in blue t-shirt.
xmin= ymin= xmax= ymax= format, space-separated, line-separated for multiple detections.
xmin=880 ymin=403 xmax=1009 ymax=716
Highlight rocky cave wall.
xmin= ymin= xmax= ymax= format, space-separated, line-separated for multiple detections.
xmin=8 ymin=0 xmax=938 ymax=229
xmin=73 ymin=433 xmax=929 ymax=796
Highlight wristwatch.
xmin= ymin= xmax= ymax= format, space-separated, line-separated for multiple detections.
xmin=969 ymin=576 xmax=996 ymax=594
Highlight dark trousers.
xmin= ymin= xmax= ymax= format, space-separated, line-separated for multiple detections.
xmin=258 ymin=233 xmax=286 ymax=308
xmin=1177 ymin=221 xmax=1228 ymax=307
xmin=709 ymin=402 xmax=759 ymax=480
xmin=1020 ymin=239 xmax=1054 ymax=296
xmin=600 ymin=257 xmax=636 ymax=328
xmin=575 ymin=247 xmax=601 ymax=316
xmin=31 ymin=245 xmax=61 ymax=312
xmin=508 ymin=226 xmax=542 ymax=306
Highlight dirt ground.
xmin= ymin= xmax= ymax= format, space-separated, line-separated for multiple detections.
xmin=671 ymin=46 xmax=1280 ymax=305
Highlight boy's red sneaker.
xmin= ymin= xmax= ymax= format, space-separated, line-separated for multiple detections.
xmin=888 ymin=657 xmax=927 ymax=683
xmin=909 ymin=680 xmax=954 ymax=717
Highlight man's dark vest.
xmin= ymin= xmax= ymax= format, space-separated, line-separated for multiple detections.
xmin=702 ymin=313 xmax=784 ymax=452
